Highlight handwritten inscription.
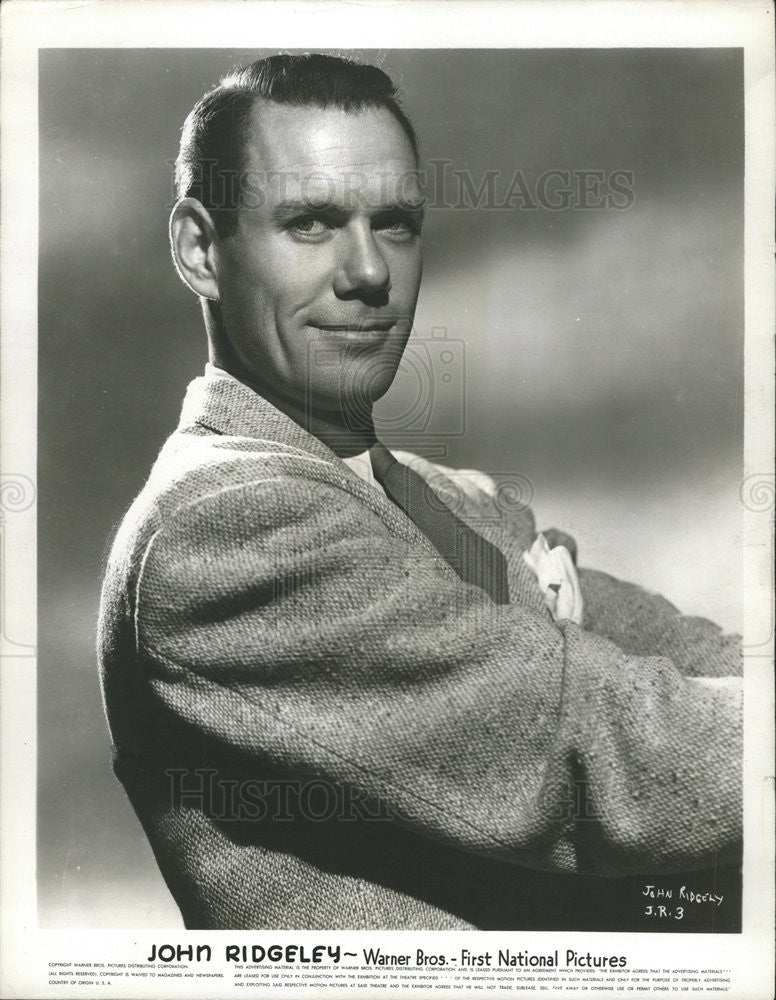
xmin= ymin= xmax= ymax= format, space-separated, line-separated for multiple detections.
xmin=641 ymin=883 xmax=724 ymax=920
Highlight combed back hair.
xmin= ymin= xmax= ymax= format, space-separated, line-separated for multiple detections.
xmin=174 ymin=53 xmax=419 ymax=237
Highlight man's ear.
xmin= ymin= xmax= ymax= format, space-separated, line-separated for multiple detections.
xmin=169 ymin=197 xmax=221 ymax=300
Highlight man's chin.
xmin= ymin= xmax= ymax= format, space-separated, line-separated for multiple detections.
xmin=339 ymin=361 xmax=401 ymax=407
xmin=306 ymin=383 xmax=395 ymax=425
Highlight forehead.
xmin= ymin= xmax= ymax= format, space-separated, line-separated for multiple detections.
xmin=241 ymin=100 xmax=420 ymax=203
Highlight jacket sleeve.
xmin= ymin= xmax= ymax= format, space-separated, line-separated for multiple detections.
xmin=409 ymin=455 xmax=742 ymax=680
xmin=133 ymin=473 xmax=742 ymax=877
xmin=577 ymin=567 xmax=741 ymax=678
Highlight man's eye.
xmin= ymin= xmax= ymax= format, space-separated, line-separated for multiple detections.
xmin=376 ymin=216 xmax=421 ymax=241
xmin=288 ymin=218 xmax=331 ymax=241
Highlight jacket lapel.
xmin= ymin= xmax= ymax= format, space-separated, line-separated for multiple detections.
xmin=177 ymin=372 xmax=547 ymax=613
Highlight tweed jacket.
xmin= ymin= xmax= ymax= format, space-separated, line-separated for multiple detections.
xmin=98 ymin=372 xmax=742 ymax=930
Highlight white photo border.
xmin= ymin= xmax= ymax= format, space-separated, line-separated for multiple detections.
xmin=1 ymin=2 xmax=773 ymax=998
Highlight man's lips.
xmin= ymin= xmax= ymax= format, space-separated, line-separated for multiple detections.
xmin=311 ymin=321 xmax=397 ymax=333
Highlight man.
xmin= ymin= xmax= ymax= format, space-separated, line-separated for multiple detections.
xmin=98 ymin=53 xmax=742 ymax=930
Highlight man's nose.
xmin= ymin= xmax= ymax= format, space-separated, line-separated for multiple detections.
xmin=333 ymin=224 xmax=391 ymax=299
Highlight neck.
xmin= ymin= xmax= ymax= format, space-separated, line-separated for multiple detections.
xmin=207 ymin=330 xmax=376 ymax=460
xmin=250 ymin=379 xmax=377 ymax=458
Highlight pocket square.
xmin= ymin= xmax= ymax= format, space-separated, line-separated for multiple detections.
xmin=523 ymin=532 xmax=584 ymax=624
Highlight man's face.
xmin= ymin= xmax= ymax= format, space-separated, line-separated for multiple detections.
xmin=214 ymin=100 xmax=424 ymax=420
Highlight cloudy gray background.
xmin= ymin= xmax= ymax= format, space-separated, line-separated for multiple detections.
xmin=38 ymin=48 xmax=743 ymax=927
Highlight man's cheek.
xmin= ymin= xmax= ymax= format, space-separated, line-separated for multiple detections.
xmin=390 ymin=254 xmax=423 ymax=311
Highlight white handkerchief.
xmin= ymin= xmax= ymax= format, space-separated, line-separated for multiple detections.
xmin=523 ymin=532 xmax=584 ymax=624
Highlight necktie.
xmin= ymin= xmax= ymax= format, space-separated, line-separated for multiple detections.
xmin=369 ymin=442 xmax=510 ymax=604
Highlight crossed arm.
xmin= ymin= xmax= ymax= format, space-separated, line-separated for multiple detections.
xmin=131 ymin=468 xmax=742 ymax=878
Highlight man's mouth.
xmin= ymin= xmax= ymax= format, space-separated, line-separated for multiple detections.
xmin=312 ymin=321 xmax=396 ymax=334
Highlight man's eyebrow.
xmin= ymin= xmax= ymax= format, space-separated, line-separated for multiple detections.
xmin=271 ymin=199 xmax=342 ymax=224
xmin=271 ymin=197 xmax=426 ymax=221
xmin=375 ymin=198 xmax=427 ymax=217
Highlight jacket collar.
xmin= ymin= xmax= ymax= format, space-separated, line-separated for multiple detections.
xmin=178 ymin=369 xmax=340 ymax=465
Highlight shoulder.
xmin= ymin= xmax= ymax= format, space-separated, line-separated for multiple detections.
xmin=102 ymin=428 xmax=329 ymax=590
xmin=104 ymin=429 xmax=421 ymax=593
